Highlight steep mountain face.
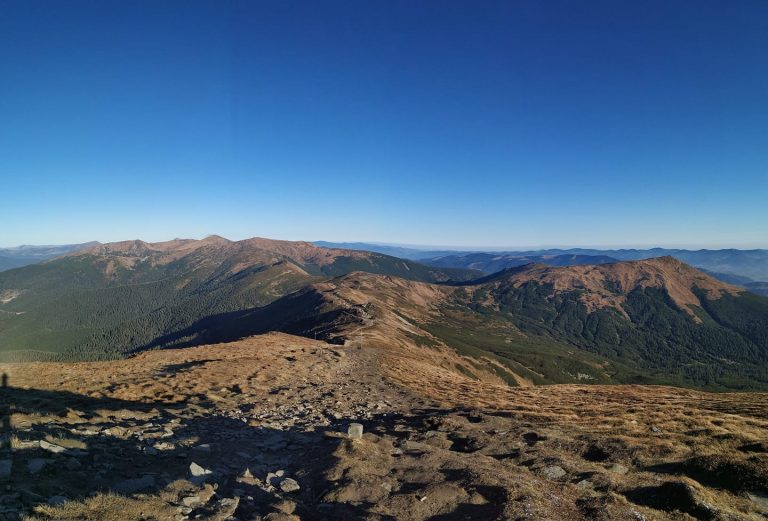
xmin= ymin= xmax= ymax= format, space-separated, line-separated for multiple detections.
xmin=456 ymin=259 xmax=768 ymax=389
xmin=0 ymin=237 xmax=477 ymax=361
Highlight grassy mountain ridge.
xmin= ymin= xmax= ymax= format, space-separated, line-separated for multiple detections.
xmin=0 ymin=237 xmax=478 ymax=361
xmin=416 ymin=247 xmax=768 ymax=282
xmin=194 ymin=259 xmax=768 ymax=390
xmin=2 ymin=237 xmax=768 ymax=390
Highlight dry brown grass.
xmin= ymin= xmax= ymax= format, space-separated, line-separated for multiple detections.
xmin=22 ymin=491 xmax=178 ymax=521
xmin=2 ymin=332 xmax=767 ymax=520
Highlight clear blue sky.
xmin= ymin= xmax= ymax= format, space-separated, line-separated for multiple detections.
xmin=1 ymin=0 xmax=767 ymax=248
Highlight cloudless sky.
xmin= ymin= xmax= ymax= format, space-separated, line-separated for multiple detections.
xmin=1 ymin=0 xmax=767 ymax=248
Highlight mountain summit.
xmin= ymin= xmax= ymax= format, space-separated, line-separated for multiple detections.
xmin=476 ymin=256 xmax=741 ymax=320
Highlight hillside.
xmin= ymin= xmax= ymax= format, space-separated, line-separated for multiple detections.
xmin=2 ymin=333 xmax=768 ymax=521
xmin=3 ymin=239 xmax=768 ymax=390
xmin=0 ymin=237 xmax=477 ymax=361
xmin=194 ymin=258 xmax=768 ymax=390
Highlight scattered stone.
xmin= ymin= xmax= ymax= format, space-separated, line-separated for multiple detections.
xmin=39 ymin=440 xmax=68 ymax=454
xmin=650 ymin=426 xmax=661 ymax=433
xmin=192 ymin=444 xmax=212 ymax=453
xmin=607 ymin=463 xmax=629 ymax=475
xmin=541 ymin=465 xmax=567 ymax=479
xmin=190 ymin=462 xmax=213 ymax=478
xmin=274 ymin=499 xmax=297 ymax=514
xmin=113 ymin=474 xmax=155 ymax=494
xmin=576 ymin=479 xmax=595 ymax=490
xmin=182 ymin=495 xmax=201 ymax=507
xmin=279 ymin=478 xmax=300 ymax=493
xmin=215 ymin=497 xmax=240 ymax=517
xmin=266 ymin=470 xmax=285 ymax=486
xmin=348 ymin=423 xmax=364 ymax=440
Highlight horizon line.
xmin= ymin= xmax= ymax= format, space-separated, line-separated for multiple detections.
xmin=2 ymin=234 xmax=768 ymax=252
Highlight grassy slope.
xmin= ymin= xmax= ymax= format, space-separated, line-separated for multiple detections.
xmin=424 ymin=280 xmax=768 ymax=390
xmin=0 ymin=247 xmax=477 ymax=361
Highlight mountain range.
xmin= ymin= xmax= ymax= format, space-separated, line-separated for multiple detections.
xmin=316 ymin=242 xmax=768 ymax=295
xmin=0 ymin=242 xmax=98 ymax=272
xmin=2 ymin=236 xmax=767 ymax=390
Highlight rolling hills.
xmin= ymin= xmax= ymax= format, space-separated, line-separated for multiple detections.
xmin=221 ymin=257 xmax=768 ymax=390
xmin=314 ymin=242 xmax=768 ymax=286
xmin=0 ymin=236 xmax=477 ymax=361
xmin=2 ymin=237 xmax=768 ymax=390
xmin=418 ymin=248 xmax=768 ymax=282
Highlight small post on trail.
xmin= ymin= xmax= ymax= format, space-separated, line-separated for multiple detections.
xmin=348 ymin=423 xmax=363 ymax=440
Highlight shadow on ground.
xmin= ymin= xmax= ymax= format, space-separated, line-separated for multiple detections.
xmin=0 ymin=376 xmax=510 ymax=520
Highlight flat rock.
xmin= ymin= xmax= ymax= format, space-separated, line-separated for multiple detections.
xmin=190 ymin=462 xmax=212 ymax=478
xmin=181 ymin=495 xmax=201 ymax=507
xmin=541 ymin=465 xmax=567 ymax=479
xmin=39 ymin=440 xmax=68 ymax=454
xmin=279 ymin=477 xmax=300 ymax=493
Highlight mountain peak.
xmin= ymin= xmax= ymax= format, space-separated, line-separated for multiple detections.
xmin=490 ymin=256 xmax=741 ymax=319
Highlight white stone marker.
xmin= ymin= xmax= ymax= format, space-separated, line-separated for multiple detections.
xmin=348 ymin=423 xmax=364 ymax=440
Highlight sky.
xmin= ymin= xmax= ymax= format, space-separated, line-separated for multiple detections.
xmin=1 ymin=0 xmax=767 ymax=249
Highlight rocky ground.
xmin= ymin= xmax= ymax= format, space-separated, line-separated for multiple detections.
xmin=1 ymin=332 xmax=767 ymax=520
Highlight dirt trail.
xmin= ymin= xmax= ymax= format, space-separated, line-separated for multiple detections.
xmin=1 ymin=333 xmax=767 ymax=521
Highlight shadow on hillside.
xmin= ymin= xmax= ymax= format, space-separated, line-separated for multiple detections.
xmin=131 ymin=289 xmax=363 ymax=353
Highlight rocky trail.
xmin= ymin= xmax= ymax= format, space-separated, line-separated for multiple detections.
xmin=1 ymin=333 xmax=767 ymax=520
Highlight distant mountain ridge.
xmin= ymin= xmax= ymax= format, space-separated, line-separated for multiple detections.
xmin=3 ymin=235 xmax=768 ymax=390
xmin=314 ymin=242 xmax=768 ymax=284
xmin=0 ymin=242 xmax=98 ymax=272
xmin=0 ymin=236 xmax=478 ymax=361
